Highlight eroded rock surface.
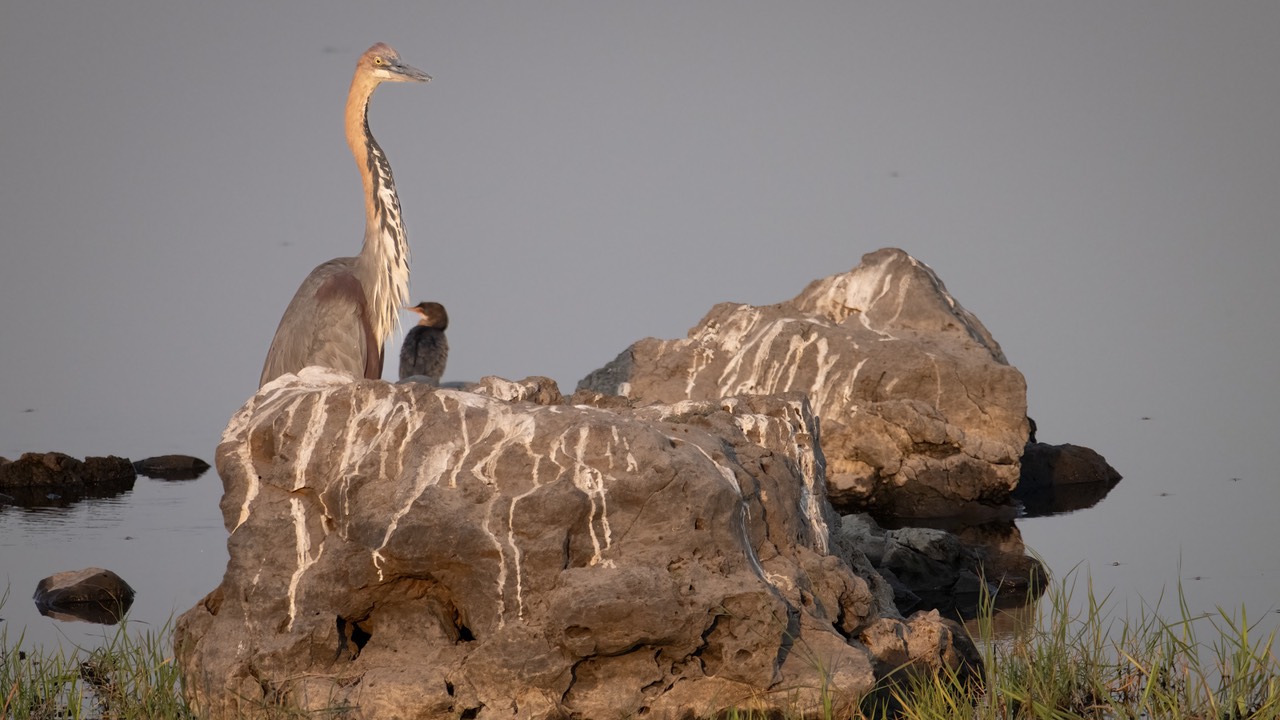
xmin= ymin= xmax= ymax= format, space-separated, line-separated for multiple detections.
xmin=578 ymin=248 xmax=1029 ymax=518
xmin=174 ymin=369 xmax=981 ymax=719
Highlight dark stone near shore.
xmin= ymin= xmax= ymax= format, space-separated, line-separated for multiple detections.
xmin=34 ymin=567 xmax=135 ymax=625
xmin=1016 ymin=442 xmax=1122 ymax=516
xmin=133 ymin=454 xmax=212 ymax=480
xmin=0 ymin=452 xmax=136 ymax=507
xmin=837 ymin=514 xmax=1046 ymax=619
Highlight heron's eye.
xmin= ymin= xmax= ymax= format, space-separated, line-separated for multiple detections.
xmin=374 ymin=57 xmax=384 ymax=65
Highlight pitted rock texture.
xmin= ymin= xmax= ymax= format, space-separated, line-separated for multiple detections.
xmin=175 ymin=368 xmax=920 ymax=719
xmin=578 ymin=248 xmax=1029 ymax=518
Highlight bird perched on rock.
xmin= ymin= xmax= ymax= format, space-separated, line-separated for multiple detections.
xmin=259 ymin=43 xmax=430 ymax=388
xmin=399 ymin=301 xmax=449 ymax=383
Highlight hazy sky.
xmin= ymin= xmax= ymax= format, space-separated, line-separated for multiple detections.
xmin=2 ymin=2 xmax=1278 ymax=641
xmin=2 ymin=2 xmax=1278 ymax=469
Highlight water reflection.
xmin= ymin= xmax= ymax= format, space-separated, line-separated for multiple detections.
xmin=869 ymin=448 xmax=1123 ymax=629
xmin=0 ymin=478 xmax=135 ymax=510
xmin=36 ymin=597 xmax=134 ymax=625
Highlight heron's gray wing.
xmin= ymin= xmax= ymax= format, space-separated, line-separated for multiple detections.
xmin=259 ymin=259 xmax=382 ymax=387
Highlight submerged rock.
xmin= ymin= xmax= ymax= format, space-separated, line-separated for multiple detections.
xmin=175 ymin=369 xmax=982 ymax=719
xmin=578 ymin=248 xmax=1029 ymax=518
xmin=34 ymin=567 xmax=135 ymax=625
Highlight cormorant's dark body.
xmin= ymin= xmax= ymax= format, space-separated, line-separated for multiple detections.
xmin=399 ymin=301 xmax=448 ymax=382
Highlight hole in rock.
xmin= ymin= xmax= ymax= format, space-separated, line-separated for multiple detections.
xmin=460 ymin=706 xmax=481 ymax=719
xmin=335 ymin=615 xmax=373 ymax=660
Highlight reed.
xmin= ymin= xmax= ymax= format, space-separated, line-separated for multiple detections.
xmin=874 ymin=570 xmax=1280 ymax=720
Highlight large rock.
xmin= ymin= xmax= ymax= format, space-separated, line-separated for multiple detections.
xmin=578 ymin=248 xmax=1029 ymax=518
xmin=176 ymin=369 xmax=981 ymax=719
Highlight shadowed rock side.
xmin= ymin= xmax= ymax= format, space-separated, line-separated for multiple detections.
xmin=578 ymin=248 xmax=1030 ymax=518
xmin=176 ymin=368 xmax=977 ymax=719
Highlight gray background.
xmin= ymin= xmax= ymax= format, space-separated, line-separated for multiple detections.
xmin=2 ymin=3 xmax=1277 ymax=638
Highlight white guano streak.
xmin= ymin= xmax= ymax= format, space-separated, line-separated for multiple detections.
xmin=292 ymin=397 xmax=329 ymax=491
xmin=561 ymin=426 xmax=614 ymax=568
xmin=372 ymin=441 xmax=459 ymax=580
xmin=286 ymin=497 xmax=321 ymax=630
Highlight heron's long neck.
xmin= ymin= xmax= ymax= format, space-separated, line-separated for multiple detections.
xmin=347 ymin=86 xmax=411 ymax=348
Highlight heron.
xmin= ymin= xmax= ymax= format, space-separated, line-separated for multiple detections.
xmin=259 ymin=43 xmax=430 ymax=388
xmin=398 ymin=301 xmax=449 ymax=383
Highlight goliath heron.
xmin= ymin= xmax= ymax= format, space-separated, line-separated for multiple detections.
xmin=398 ymin=301 xmax=449 ymax=383
xmin=259 ymin=43 xmax=430 ymax=388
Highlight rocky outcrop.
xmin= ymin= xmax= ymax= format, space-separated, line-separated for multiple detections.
xmin=0 ymin=452 xmax=136 ymax=507
xmin=578 ymin=248 xmax=1030 ymax=518
xmin=33 ymin=567 xmax=135 ymax=625
xmin=177 ymin=369 xmax=982 ymax=719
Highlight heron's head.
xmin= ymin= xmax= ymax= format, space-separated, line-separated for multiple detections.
xmin=405 ymin=301 xmax=448 ymax=329
xmin=360 ymin=43 xmax=431 ymax=84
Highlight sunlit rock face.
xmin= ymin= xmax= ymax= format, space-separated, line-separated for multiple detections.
xmin=578 ymin=248 xmax=1029 ymax=518
xmin=176 ymin=369 xmax=899 ymax=719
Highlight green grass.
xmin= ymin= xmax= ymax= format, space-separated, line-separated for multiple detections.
xmin=868 ymin=571 xmax=1280 ymax=720
xmin=3 ymin=574 xmax=1277 ymax=719
xmin=0 ymin=587 xmax=194 ymax=720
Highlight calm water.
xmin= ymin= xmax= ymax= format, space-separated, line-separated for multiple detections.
xmin=1 ymin=471 xmax=227 ymax=650
xmin=2 ymin=401 xmax=1276 ymax=652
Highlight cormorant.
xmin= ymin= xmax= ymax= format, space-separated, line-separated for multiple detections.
xmin=399 ymin=301 xmax=448 ymax=383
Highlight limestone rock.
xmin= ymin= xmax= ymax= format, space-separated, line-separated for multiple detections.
xmin=860 ymin=610 xmax=983 ymax=687
xmin=176 ymin=368 xmax=893 ymax=719
xmin=577 ymin=248 xmax=1029 ymax=518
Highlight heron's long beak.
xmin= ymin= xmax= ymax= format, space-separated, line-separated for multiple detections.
xmin=390 ymin=62 xmax=431 ymax=83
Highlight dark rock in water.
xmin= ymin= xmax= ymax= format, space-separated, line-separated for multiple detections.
xmin=0 ymin=452 xmax=132 ymax=486
xmin=133 ymin=454 xmax=211 ymax=480
xmin=34 ymin=567 xmax=135 ymax=625
xmin=1016 ymin=442 xmax=1122 ymax=516
xmin=0 ymin=452 xmax=136 ymax=508
xmin=578 ymin=248 xmax=1030 ymax=518
xmin=836 ymin=514 xmax=1046 ymax=619
xmin=176 ymin=367 xmax=981 ymax=719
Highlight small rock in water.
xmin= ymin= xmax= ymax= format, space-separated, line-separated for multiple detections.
xmin=133 ymin=454 xmax=211 ymax=480
xmin=34 ymin=567 xmax=135 ymax=625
